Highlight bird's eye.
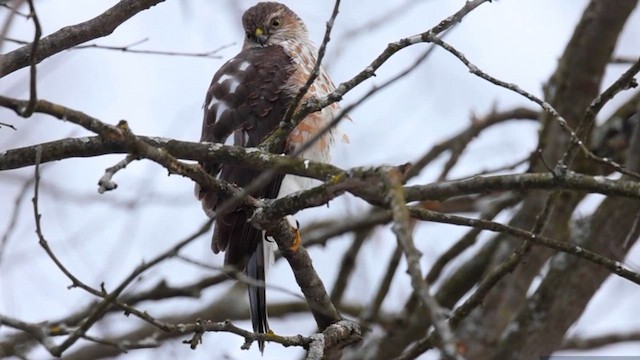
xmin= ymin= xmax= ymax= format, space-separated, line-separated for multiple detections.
xmin=271 ymin=18 xmax=281 ymax=27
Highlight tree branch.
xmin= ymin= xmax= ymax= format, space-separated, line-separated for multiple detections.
xmin=0 ymin=0 xmax=166 ymax=77
xmin=385 ymin=168 xmax=462 ymax=360
xmin=409 ymin=208 xmax=640 ymax=286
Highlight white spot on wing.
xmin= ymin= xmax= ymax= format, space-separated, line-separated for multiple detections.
xmin=238 ymin=61 xmax=250 ymax=71
xmin=214 ymin=102 xmax=230 ymax=122
xmin=207 ymin=97 xmax=217 ymax=110
xmin=217 ymin=74 xmax=232 ymax=84
xmin=229 ymin=79 xmax=239 ymax=93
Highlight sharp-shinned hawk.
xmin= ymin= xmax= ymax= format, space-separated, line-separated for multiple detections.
xmin=195 ymin=2 xmax=344 ymax=352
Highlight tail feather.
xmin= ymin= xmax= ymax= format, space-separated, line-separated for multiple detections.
xmin=247 ymin=240 xmax=269 ymax=353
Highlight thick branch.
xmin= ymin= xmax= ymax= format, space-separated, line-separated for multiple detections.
xmin=404 ymin=172 xmax=640 ymax=202
xmin=0 ymin=134 xmax=344 ymax=181
xmin=259 ymin=218 xmax=343 ymax=331
xmin=0 ymin=0 xmax=166 ymax=77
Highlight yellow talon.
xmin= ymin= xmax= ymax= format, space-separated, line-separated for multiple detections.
xmin=116 ymin=120 xmax=129 ymax=130
xmin=289 ymin=226 xmax=301 ymax=252
xmin=48 ymin=325 xmax=63 ymax=335
xmin=329 ymin=172 xmax=346 ymax=185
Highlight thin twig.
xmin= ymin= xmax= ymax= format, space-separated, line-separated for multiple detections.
xmin=22 ymin=0 xmax=41 ymax=117
xmin=397 ymin=192 xmax=628 ymax=359
xmin=611 ymin=56 xmax=640 ymax=64
xmin=403 ymin=171 xmax=640 ymax=203
xmin=280 ymin=0 xmax=341 ymax=131
xmin=406 ymin=107 xmax=539 ymax=180
xmin=2 ymin=236 xmax=227 ymax=351
xmin=330 ymin=227 xmax=372 ymax=305
xmin=623 ymin=211 xmax=640 ymax=250
xmin=1 ymin=0 xmax=167 ymax=77
xmin=409 ymin=208 xmax=640 ymax=285
xmin=425 ymin=193 xmax=521 ymax=284
xmin=3 ymin=36 xmax=231 ymax=58
xmin=584 ymin=57 xmax=640 ymax=131
xmin=200 ymin=319 xmax=312 ymax=350
xmin=559 ymin=56 xmax=640 ymax=167
xmin=32 ymin=146 xmax=105 ymax=298
xmin=0 ymin=0 xmax=27 ymax=54
xmin=80 ymin=332 xmax=160 ymax=352
xmin=0 ymin=314 xmax=57 ymax=354
xmin=0 ymin=121 xmax=18 ymax=130
xmin=385 ymin=168 xmax=464 ymax=360
xmin=425 ymin=34 xmax=640 ymax=180
xmin=31 ymin=172 xmax=214 ymax=357
xmin=261 ymin=0 xmax=490 ymax=160
xmin=97 ymin=154 xmax=138 ymax=193
xmin=289 ymin=32 xmax=448 ymax=163
xmin=0 ymin=3 xmax=29 ymax=17
xmin=72 ymin=38 xmax=232 ymax=59
xmin=396 ymin=237 xmax=535 ymax=359
xmin=469 ymin=156 xmax=530 ymax=178
xmin=0 ymin=175 xmax=36 ymax=265
xmin=50 ymin=219 xmax=213 ymax=355
xmin=562 ymin=331 xmax=640 ymax=350
xmin=285 ymin=0 xmax=491 ymax=131
xmin=175 ymin=254 xmax=306 ymax=302
xmin=360 ymin=244 xmax=403 ymax=325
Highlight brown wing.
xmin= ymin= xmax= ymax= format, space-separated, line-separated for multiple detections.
xmin=198 ymin=44 xmax=295 ymax=269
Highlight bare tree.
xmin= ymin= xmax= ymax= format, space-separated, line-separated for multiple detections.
xmin=1 ymin=0 xmax=640 ymax=359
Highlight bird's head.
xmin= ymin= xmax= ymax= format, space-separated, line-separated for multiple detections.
xmin=241 ymin=2 xmax=308 ymax=48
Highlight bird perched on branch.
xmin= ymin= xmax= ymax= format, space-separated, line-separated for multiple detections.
xmin=195 ymin=2 xmax=345 ymax=352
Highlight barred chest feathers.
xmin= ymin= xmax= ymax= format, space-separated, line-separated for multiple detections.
xmin=280 ymin=38 xmax=340 ymax=166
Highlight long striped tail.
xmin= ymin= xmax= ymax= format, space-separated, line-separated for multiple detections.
xmin=247 ymin=240 xmax=269 ymax=353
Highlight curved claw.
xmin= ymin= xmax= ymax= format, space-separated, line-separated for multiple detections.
xmin=289 ymin=220 xmax=301 ymax=252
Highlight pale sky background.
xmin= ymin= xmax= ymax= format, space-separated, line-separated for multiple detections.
xmin=1 ymin=1 xmax=640 ymax=359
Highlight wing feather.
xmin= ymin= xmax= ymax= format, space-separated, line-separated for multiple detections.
xmin=198 ymin=44 xmax=294 ymax=269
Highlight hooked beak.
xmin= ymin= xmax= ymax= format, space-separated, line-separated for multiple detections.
xmin=254 ymin=28 xmax=268 ymax=46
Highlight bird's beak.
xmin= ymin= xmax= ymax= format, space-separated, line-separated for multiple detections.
xmin=255 ymin=28 xmax=268 ymax=46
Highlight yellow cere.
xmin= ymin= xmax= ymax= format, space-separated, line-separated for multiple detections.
xmin=255 ymin=28 xmax=264 ymax=36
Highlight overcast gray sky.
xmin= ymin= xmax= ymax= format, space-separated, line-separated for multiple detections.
xmin=1 ymin=1 xmax=640 ymax=359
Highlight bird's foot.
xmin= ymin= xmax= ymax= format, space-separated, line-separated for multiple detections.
xmin=289 ymin=220 xmax=301 ymax=252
